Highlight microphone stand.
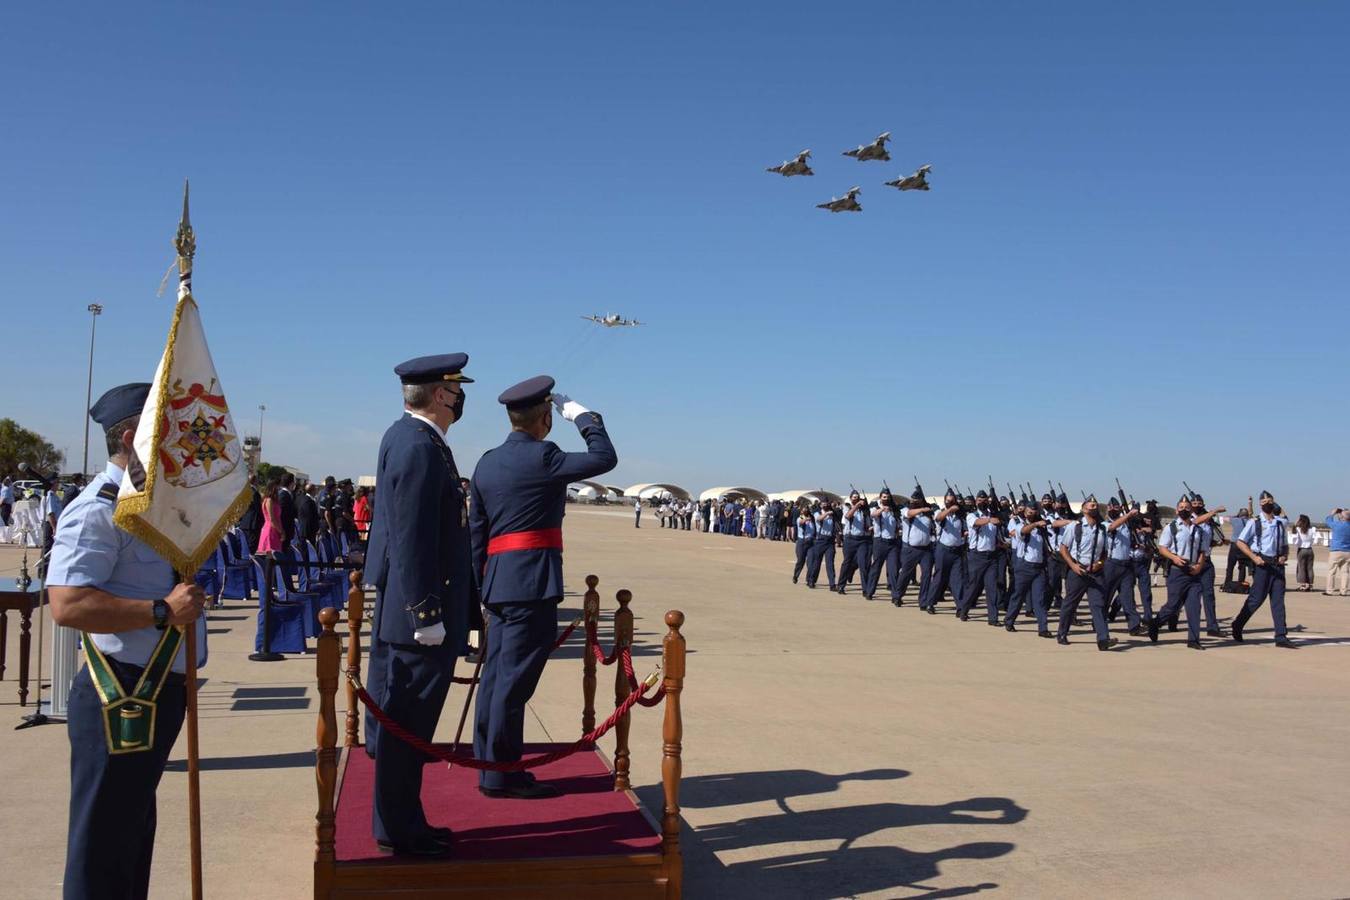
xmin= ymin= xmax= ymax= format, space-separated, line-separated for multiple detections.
xmin=15 ymin=528 xmax=56 ymax=729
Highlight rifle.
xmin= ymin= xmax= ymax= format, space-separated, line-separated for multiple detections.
xmin=1183 ymin=480 xmax=1198 ymax=503
xmin=1007 ymin=481 xmax=1019 ymax=506
xmin=1114 ymin=477 xmax=1134 ymax=509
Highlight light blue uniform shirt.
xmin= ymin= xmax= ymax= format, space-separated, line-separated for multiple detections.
xmin=40 ymin=486 xmax=66 ymax=522
xmin=814 ymin=512 xmax=836 ymax=540
xmin=937 ymin=512 xmax=966 ymax=548
xmin=1107 ymin=521 xmax=1138 ymax=562
xmin=843 ymin=508 xmax=869 ymax=538
xmin=967 ymin=511 xmax=998 ymax=552
xmin=1017 ymin=524 xmax=1049 ymax=564
xmin=45 ymin=461 xmax=207 ymax=673
xmin=0 ymin=482 xmax=13 ymax=505
xmin=873 ymin=509 xmax=898 ymax=540
xmin=1063 ymin=519 xmax=1108 ymax=566
xmin=1161 ymin=518 xmax=1210 ymax=565
xmin=797 ymin=517 xmax=816 ymax=542
xmin=1238 ymin=514 xmax=1288 ymax=557
xmin=903 ymin=507 xmax=933 ymax=547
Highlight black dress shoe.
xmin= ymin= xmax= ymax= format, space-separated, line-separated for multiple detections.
xmin=926 ymin=606 xmax=937 ymax=615
xmin=1004 ymin=623 xmax=1017 ymax=633
xmin=1167 ymin=616 xmax=1179 ymax=632
xmin=792 ymin=576 xmax=799 ymax=584
xmin=1129 ymin=625 xmax=1146 ymax=636
xmin=957 ymin=611 xmax=969 ymax=621
xmin=1097 ymin=638 xmax=1119 ymax=651
xmin=1186 ymin=640 xmax=1204 ymax=650
xmin=1038 ymin=630 xmax=1053 ymax=638
xmin=1056 ymin=636 xmax=1069 ymax=646
xmin=987 ymin=619 xmax=1002 ymax=627
xmin=1147 ymin=617 xmax=1159 ymax=644
xmin=1231 ymin=621 xmax=1244 ymax=643
xmin=479 ymin=781 xmax=562 ymax=800
xmin=378 ymin=835 xmax=452 ymax=857
xmin=1206 ymin=628 xmax=1228 ymax=638
xmin=1274 ymin=638 xmax=1299 ymax=649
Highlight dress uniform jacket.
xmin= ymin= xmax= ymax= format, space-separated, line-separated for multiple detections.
xmin=469 ymin=411 xmax=617 ymax=606
xmin=366 ymin=413 xmax=475 ymax=649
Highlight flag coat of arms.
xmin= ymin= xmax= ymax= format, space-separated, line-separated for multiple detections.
xmin=114 ymin=293 xmax=250 ymax=575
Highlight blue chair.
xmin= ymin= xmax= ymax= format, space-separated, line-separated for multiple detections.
xmin=292 ymin=539 xmax=346 ymax=612
xmin=220 ymin=529 xmax=255 ymax=601
xmin=250 ymin=557 xmax=307 ymax=654
xmin=194 ymin=548 xmax=221 ymax=599
xmin=272 ymin=548 xmax=328 ymax=638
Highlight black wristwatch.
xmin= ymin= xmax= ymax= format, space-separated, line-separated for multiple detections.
xmin=152 ymin=599 xmax=169 ymax=631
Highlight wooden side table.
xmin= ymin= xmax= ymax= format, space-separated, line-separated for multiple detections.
xmin=0 ymin=578 xmax=37 ymax=707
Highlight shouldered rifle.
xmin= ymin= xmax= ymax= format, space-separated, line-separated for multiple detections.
xmin=1114 ymin=477 xmax=1133 ymax=509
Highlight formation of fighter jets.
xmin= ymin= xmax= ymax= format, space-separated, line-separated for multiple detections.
xmin=765 ymin=130 xmax=931 ymax=213
xmin=582 ymin=313 xmax=643 ymax=328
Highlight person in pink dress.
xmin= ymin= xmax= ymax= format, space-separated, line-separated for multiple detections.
xmin=256 ymin=477 xmax=285 ymax=556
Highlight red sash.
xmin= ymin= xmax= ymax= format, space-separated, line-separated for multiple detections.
xmin=487 ymin=527 xmax=564 ymax=556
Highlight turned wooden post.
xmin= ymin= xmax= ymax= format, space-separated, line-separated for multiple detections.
xmin=661 ymin=610 xmax=686 ymax=900
xmin=314 ymin=608 xmax=340 ymax=888
xmin=582 ymin=574 xmax=599 ymax=734
xmin=612 ymin=589 xmax=634 ymax=791
xmin=344 ymin=570 xmax=364 ymax=748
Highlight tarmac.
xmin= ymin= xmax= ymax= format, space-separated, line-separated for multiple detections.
xmin=1 ymin=508 xmax=1347 ymax=899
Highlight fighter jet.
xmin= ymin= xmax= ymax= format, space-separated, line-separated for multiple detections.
xmin=816 ymin=186 xmax=862 ymax=213
xmin=842 ymin=132 xmax=892 ymax=162
xmin=765 ymin=150 xmax=813 ymax=177
xmin=582 ymin=314 xmax=643 ymax=328
xmin=884 ymin=164 xmax=932 ymax=191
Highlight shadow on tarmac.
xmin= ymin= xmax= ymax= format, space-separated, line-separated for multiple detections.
xmin=639 ymin=769 xmax=1023 ymax=898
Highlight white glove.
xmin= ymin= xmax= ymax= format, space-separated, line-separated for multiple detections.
xmin=551 ymin=392 xmax=590 ymax=423
xmin=413 ymin=622 xmax=446 ymax=646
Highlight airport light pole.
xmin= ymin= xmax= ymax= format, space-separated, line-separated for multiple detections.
xmin=81 ymin=303 xmax=103 ymax=478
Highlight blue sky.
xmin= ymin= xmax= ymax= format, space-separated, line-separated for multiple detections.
xmin=2 ymin=3 xmax=1346 ymax=514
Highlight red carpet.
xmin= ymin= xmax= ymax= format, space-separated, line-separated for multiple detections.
xmin=335 ymin=744 xmax=662 ymax=862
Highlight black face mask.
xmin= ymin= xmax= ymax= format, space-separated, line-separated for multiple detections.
xmin=446 ymin=390 xmax=466 ymax=423
xmin=1261 ymin=502 xmax=1275 ymax=514
xmin=1178 ymin=509 xmax=1192 ymax=520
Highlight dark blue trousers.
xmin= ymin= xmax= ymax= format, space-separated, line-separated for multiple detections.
xmin=371 ymin=641 xmax=456 ymax=843
xmin=1155 ymin=568 xmax=1203 ymax=642
xmin=893 ymin=544 xmax=933 ymax=605
xmin=1132 ymin=557 xmax=1155 ymax=618
xmin=807 ymin=540 xmax=836 ymax=588
xmin=865 ymin=538 xmax=901 ymax=600
xmin=793 ymin=540 xmax=810 ymax=582
xmin=1007 ymin=560 xmax=1048 ymax=631
xmin=1103 ymin=559 xmax=1142 ymax=629
xmin=838 ymin=536 xmax=871 ymax=589
xmin=959 ymin=550 xmax=1001 ymax=621
xmin=65 ymin=661 xmax=185 ymax=900
xmin=1235 ymin=557 xmax=1289 ymax=640
xmin=1058 ymin=570 xmax=1110 ymax=641
xmin=1199 ymin=561 xmax=1220 ymax=630
xmin=922 ymin=543 xmax=966 ymax=611
xmin=474 ymin=600 xmax=558 ymax=790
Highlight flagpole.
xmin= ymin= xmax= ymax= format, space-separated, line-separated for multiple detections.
xmin=175 ymin=180 xmax=205 ymax=900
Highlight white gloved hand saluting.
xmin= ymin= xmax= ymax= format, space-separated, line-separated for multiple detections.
xmin=551 ymin=392 xmax=591 ymax=423
xmin=413 ymin=622 xmax=446 ymax=646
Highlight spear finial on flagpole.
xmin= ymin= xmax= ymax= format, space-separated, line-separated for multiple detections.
xmin=175 ymin=179 xmax=195 ymax=298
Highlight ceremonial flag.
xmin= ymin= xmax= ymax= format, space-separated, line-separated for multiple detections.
xmin=114 ymin=183 xmax=250 ymax=576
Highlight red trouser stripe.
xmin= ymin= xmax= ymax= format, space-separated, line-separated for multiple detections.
xmin=487 ymin=528 xmax=564 ymax=556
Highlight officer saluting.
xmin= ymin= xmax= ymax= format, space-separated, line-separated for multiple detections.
xmin=471 ymin=376 xmax=617 ymax=798
xmin=364 ymin=353 xmax=477 ymax=857
xmin=47 ymin=383 xmax=209 ymax=899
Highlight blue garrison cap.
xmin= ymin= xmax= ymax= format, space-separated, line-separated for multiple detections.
xmin=497 ymin=375 xmax=555 ymax=409
xmin=394 ymin=353 xmax=473 ymax=385
xmin=90 ymin=383 xmax=152 ymax=428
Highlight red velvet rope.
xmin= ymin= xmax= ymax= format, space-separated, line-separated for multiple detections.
xmin=620 ymin=647 xmax=666 ymax=707
xmin=586 ymin=620 xmax=621 ymax=665
xmin=351 ymin=675 xmax=657 ymax=771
